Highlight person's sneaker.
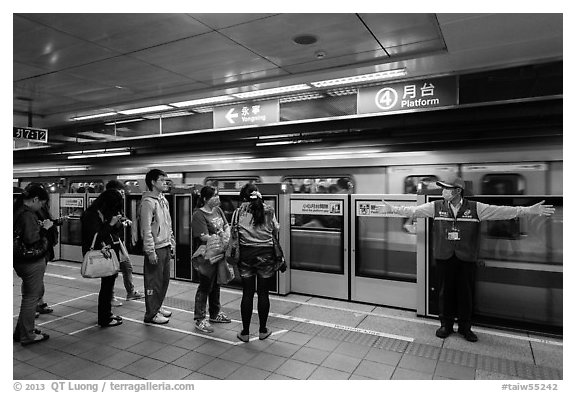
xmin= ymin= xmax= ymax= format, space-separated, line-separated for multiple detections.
xmin=209 ymin=312 xmax=231 ymax=323
xmin=259 ymin=328 xmax=272 ymax=340
xmin=35 ymin=312 xmax=40 ymax=318
xmin=458 ymin=329 xmax=478 ymax=342
xmin=159 ymin=307 xmax=172 ymax=318
xmin=195 ymin=319 xmax=214 ymax=333
xmin=36 ymin=303 xmax=54 ymax=314
xmin=126 ymin=290 xmax=144 ymax=301
xmin=150 ymin=313 xmax=169 ymax=325
xmin=111 ymin=298 xmax=123 ymax=307
xmin=435 ymin=325 xmax=454 ymax=339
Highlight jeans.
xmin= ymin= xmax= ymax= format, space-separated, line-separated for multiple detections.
xmin=13 ymin=258 xmax=46 ymax=342
xmin=437 ymin=255 xmax=476 ymax=330
xmin=193 ymin=269 xmax=221 ymax=321
xmin=98 ymin=273 xmax=118 ymax=326
xmin=113 ymin=259 xmax=135 ymax=297
xmin=143 ymin=246 xmax=171 ymax=322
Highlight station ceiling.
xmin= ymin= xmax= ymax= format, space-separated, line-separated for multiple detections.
xmin=13 ymin=13 xmax=562 ymax=146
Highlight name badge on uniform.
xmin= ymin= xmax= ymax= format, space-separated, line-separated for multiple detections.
xmin=447 ymin=228 xmax=460 ymax=241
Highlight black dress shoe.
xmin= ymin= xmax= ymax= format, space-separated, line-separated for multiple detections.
xmin=458 ymin=329 xmax=478 ymax=342
xmin=435 ymin=325 xmax=454 ymax=339
xmin=37 ymin=303 xmax=54 ymax=314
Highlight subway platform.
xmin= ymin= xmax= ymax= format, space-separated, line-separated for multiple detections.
xmin=13 ymin=261 xmax=562 ymax=381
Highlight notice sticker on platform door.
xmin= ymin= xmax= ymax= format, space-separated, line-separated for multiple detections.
xmin=291 ymin=200 xmax=343 ymax=216
xmin=356 ymin=200 xmax=416 ymax=218
xmin=61 ymin=197 xmax=84 ymax=208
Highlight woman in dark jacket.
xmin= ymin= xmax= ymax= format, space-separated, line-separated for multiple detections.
xmin=13 ymin=184 xmax=52 ymax=345
xmin=81 ymin=189 xmax=125 ymax=327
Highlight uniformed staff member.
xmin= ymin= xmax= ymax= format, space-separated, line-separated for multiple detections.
xmin=381 ymin=176 xmax=555 ymax=342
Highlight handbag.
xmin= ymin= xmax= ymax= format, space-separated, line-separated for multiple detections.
xmin=192 ymin=244 xmax=216 ymax=276
xmin=118 ymin=239 xmax=130 ymax=263
xmin=225 ymin=208 xmax=241 ymax=266
xmin=272 ymin=235 xmax=287 ymax=273
xmin=81 ymin=232 xmax=120 ymax=278
xmin=216 ymin=259 xmax=235 ymax=285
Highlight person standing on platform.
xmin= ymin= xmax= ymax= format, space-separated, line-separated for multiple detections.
xmin=105 ymin=180 xmax=144 ymax=306
xmin=140 ymin=169 xmax=175 ymax=325
xmin=380 ymin=175 xmax=555 ymax=342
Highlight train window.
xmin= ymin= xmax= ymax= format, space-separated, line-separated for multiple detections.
xmin=123 ymin=180 xmax=142 ymax=194
xmin=283 ymin=176 xmax=353 ymax=194
xmin=482 ymin=174 xmax=526 ymax=195
xmin=482 ymin=174 xmax=526 ymax=240
xmin=404 ymin=175 xmax=439 ymax=194
xmin=204 ymin=177 xmax=261 ymax=191
xmin=69 ymin=181 xmax=104 ymax=193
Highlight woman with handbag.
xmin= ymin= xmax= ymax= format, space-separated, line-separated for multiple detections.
xmin=192 ymin=186 xmax=231 ymax=333
xmin=81 ymin=189 xmax=125 ymax=328
xmin=13 ymin=184 xmax=52 ymax=346
xmin=235 ymin=183 xmax=281 ymax=342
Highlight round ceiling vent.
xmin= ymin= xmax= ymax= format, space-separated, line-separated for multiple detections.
xmin=292 ymin=34 xmax=318 ymax=45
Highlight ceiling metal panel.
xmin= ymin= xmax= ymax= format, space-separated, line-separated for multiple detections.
xmin=360 ymin=13 xmax=443 ymax=48
xmin=386 ymin=39 xmax=446 ymax=58
xmin=65 ymin=56 xmax=205 ymax=93
xmin=13 ymin=62 xmax=48 ymax=81
xmin=130 ymin=31 xmax=279 ymax=84
xmin=22 ymin=13 xmax=212 ymax=53
xmin=282 ymin=49 xmax=388 ymax=74
xmin=191 ymin=13 xmax=278 ymax=30
xmin=220 ymin=14 xmax=382 ymax=67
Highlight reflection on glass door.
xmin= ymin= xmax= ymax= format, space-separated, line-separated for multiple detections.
xmin=59 ymin=194 xmax=86 ymax=262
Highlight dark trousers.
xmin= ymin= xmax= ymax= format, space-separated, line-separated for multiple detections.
xmin=240 ymin=275 xmax=275 ymax=334
xmin=436 ymin=255 xmax=476 ymax=331
xmin=194 ymin=269 xmax=221 ymax=321
xmin=98 ymin=273 xmax=118 ymax=326
xmin=13 ymin=258 xmax=46 ymax=342
xmin=143 ymin=246 xmax=171 ymax=322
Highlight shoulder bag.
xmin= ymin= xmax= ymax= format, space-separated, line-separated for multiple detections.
xmin=81 ymin=232 xmax=120 ymax=278
xmin=225 ymin=208 xmax=241 ymax=266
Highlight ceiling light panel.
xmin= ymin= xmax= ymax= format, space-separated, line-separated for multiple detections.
xmin=70 ymin=112 xmax=117 ymax=121
xmin=170 ymin=95 xmax=234 ymax=107
xmin=118 ymin=105 xmax=174 ymax=115
xmin=233 ymin=84 xmax=311 ymax=99
xmin=311 ymin=69 xmax=407 ymax=88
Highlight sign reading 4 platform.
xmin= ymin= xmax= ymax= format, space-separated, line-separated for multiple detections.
xmin=213 ymin=100 xmax=279 ymax=129
xmin=357 ymin=76 xmax=458 ymax=115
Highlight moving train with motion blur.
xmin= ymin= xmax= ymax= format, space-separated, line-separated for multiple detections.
xmin=13 ymin=130 xmax=563 ymax=337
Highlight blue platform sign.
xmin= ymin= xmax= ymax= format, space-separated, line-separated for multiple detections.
xmin=213 ymin=100 xmax=279 ymax=128
xmin=357 ymin=76 xmax=458 ymax=115
xmin=13 ymin=126 xmax=48 ymax=143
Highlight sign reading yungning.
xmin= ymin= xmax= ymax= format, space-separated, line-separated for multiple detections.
xmin=357 ymin=76 xmax=458 ymax=115
xmin=213 ymin=100 xmax=279 ymax=128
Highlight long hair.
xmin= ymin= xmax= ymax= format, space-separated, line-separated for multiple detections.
xmin=239 ymin=183 xmax=265 ymax=226
xmin=87 ymin=189 xmax=123 ymax=220
xmin=14 ymin=183 xmax=49 ymax=211
xmin=196 ymin=185 xmax=217 ymax=208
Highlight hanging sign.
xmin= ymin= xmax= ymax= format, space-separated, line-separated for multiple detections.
xmin=357 ymin=76 xmax=458 ymax=115
xmin=291 ymin=200 xmax=343 ymax=216
xmin=13 ymin=126 xmax=48 ymax=143
xmin=213 ymin=100 xmax=279 ymax=128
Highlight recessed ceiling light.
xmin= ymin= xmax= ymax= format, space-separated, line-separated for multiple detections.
xmin=293 ymin=34 xmax=318 ymax=45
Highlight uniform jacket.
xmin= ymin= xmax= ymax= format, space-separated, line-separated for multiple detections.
xmin=433 ymin=199 xmax=480 ymax=262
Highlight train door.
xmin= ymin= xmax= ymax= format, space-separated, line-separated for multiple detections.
xmin=173 ymin=191 xmax=196 ymax=280
xmin=215 ymin=184 xmax=288 ymax=294
xmin=386 ymin=165 xmax=459 ymax=194
xmin=549 ymin=162 xmax=562 ymax=195
xmin=289 ymin=194 xmax=348 ymax=299
xmin=461 ymin=163 xmax=548 ymax=195
xmin=124 ymin=192 xmax=176 ymax=278
xmin=59 ymin=193 xmax=86 ymax=262
xmin=351 ymin=194 xmax=424 ymax=309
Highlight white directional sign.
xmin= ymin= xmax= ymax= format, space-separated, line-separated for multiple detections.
xmin=213 ymin=100 xmax=279 ymax=128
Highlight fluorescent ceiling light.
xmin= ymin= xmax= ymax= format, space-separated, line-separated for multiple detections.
xmin=70 ymin=112 xmax=117 ymax=121
xmin=170 ymin=96 xmax=234 ymax=107
xmin=118 ymin=105 xmax=174 ymax=115
xmin=67 ymin=151 xmax=132 ymax=160
xmin=233 ymin=84 xmax=311 ymax=99
xmin=143 ymin=111 xmax=193 ymax=120
xmin=105 ymin=118 xmax=145 ymax=125
xmin=306 ymin=149 xmax=381 ymax=156
xmin=311 ymin=69 xmax=407 ymax=88
xmin=279 ymin=92 xmax=324 ymax=103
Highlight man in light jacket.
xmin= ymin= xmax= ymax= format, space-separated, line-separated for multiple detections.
xmin=140 ymin=169 xmax=175 ymax=324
